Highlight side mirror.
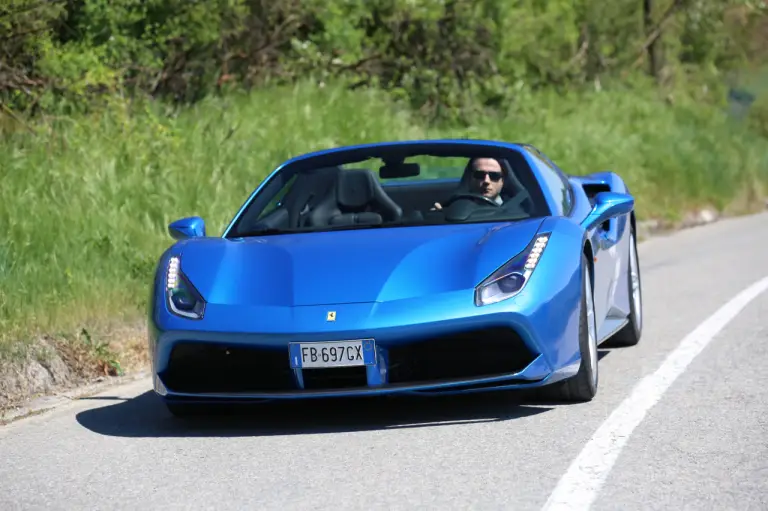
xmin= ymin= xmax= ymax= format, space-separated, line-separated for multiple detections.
xmin=168 ymin=216 xmax=206 ymax=240
xmin=581 ymin=192 xmax=634 ymax=231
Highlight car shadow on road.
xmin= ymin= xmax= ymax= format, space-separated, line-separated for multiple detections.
xmin=76 ymin=350 xmax=615 ymax=439
xmin=75 ymin=388 xmax=556 ymax=439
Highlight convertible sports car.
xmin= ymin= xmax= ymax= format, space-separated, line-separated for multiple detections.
xmin=148 ymin=139 xmax=643 ymax=416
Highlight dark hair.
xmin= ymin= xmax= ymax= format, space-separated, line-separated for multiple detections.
xmin=468 ymin=157 xmax=504 ymax=171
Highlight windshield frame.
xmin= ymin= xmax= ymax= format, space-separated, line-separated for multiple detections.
xmin=222 ymin=140 xmax=560 ymax=239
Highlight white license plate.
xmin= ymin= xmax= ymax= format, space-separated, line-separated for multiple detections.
xmin=289 ymin=339 xmax=376 ymax=369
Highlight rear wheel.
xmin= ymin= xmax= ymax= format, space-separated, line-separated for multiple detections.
xmin=612 ymin=229 xmax=642 ymax=347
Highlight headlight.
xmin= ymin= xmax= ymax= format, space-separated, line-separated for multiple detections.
xmin=475 ymin=233 xmax=550 ymax=306
xmin=166 ymin=256 xmax=206 ymax=319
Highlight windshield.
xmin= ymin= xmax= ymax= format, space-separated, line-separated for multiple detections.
xmin=226 ymin=150 xmax=549 ymax=238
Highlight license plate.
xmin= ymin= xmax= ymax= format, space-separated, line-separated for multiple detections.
xmin=289 ymin=339 xmax=376 ymax=369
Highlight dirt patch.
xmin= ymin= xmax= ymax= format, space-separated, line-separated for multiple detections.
xmin=0 ymin=339 xmax=77 ymax=410
xmin=0 ymin=322 xmax=148 ymax=416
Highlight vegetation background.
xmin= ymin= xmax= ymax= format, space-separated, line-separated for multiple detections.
xmin=1 ymin=0 xmax=767 ymax=404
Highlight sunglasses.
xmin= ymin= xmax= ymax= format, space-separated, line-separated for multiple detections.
xmin=472 ymin=170 xmax=503 ymax=182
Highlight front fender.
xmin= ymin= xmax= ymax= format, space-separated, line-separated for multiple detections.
xmin=522 ymin=216 xmax=589 ymax=370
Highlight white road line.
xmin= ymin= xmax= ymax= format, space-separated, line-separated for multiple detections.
xmin=542 ymin=275 xmax=768 ymax=511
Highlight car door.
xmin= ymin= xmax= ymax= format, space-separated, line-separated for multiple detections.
xmin=590 ymin=216 xmax=625 ymax=337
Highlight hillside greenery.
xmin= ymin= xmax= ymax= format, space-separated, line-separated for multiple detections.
xmin=3 ymin=0 xmax=768 ymax=121
xmin=1 ymin=0 xmax=768 ymax=353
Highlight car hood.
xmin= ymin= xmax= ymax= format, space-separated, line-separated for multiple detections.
xmin=176 ymin=219 xmax=544 ymax=307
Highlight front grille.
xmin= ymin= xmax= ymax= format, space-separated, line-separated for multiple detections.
xmin=159 ymin=327 xmax=536 ymax=394
xmin=386 ymin=327 xmax=537 ymax=384
xmin=160 ymin=342 xmax=296 ymax=393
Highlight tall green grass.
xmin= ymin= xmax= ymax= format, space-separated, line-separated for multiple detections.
xmin=1 ymin=81 xmax=767 ymax=348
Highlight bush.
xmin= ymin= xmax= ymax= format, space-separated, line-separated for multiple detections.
xmin=3 ymin=0 xmax=767 ymax=120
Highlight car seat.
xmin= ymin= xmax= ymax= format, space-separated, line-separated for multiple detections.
xmin=306 ymin=168 xmax=403 ymax=226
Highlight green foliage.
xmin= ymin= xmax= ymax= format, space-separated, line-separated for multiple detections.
xmin=2 ymin=0 xmax=767 ymax=118
xmin=748 ymin=92 xmax=768 ymax=136
xmin=0 ymin=0 xmax=67 ymax=109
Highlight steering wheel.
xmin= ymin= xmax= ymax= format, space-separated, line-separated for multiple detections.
xmin=441 ymin=192 xmax=501 ymax=209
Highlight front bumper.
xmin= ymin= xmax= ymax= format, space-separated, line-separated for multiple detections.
xmin=150 ymin=302 xmax=582 ymax=402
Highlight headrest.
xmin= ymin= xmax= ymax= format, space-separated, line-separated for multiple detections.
xmin=336 ymin=169 xmax=377 ymax=209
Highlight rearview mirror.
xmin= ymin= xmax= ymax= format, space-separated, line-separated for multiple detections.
xmin=168 ymin=216 xmax=206 ymax=240
xmin=581 ymin=192 xmax=634 ymax=231
xmin=380 ymin=162 xmax=420 ymax=179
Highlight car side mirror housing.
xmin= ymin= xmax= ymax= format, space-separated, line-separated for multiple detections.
xmin=581 ymin=192 xmax=634 ymax=231
xmin=168 ymin=216 xmax=206 ymax=240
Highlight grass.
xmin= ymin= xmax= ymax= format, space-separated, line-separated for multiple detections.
xmin=1 ymin=80 xmax=767 ymax=354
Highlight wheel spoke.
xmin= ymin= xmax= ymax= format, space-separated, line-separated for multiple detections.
xmin=585 ymin=269 xmax=598 ymax=379
xmin=629 ymin=234 xmax=642 ymax=330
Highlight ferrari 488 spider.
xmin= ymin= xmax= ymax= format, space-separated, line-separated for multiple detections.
xmin=148 ymin=139 xmax=643 ymax=416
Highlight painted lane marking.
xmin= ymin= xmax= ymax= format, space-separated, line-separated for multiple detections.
xmin=542 ymin=275 xmax=768 ymax=511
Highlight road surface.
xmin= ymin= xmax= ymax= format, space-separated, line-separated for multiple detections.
xmin=2 ymin=212 xmax=767 ymax=511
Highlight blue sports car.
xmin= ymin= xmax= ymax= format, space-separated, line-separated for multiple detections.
xmin=148 ymin=139 xmax=643 ymax=416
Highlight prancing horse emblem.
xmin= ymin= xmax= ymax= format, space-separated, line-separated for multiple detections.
xmin=326 ymin=311 xmax=336 ymax=322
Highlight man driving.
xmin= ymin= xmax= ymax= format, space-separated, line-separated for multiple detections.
xmin=432 ymin=157 xmax=505 ymax=210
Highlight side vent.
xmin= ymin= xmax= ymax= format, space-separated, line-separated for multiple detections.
xmin=582 ymin=183 xmax=611 ymax=206
xmin=582 ymin=183 xmax=612 ymax=231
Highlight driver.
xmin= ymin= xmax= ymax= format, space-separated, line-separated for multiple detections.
xmin=432 ymin=157 xmax=504 ymax=210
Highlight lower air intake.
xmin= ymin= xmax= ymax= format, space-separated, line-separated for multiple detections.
xmin=160 ymin=342 xmax=295 ymax=393
xmin=386 ymin=327 xmax=537 ymax=385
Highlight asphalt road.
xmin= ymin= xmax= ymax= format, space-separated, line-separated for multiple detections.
xmin=2 ymin=212 xmax=768 ymax=511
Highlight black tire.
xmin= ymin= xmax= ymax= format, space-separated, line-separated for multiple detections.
xmin=557 ymin=254 xmax=599 ymax=402
xmin=538 ymin=254 xmax=599 ymax=403
xmin=612 ymin=227 xmax=642 ymax=347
